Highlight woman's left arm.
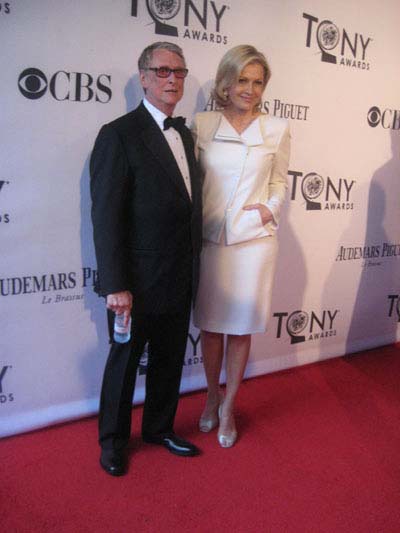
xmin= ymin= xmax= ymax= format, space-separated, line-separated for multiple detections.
xmin=243 ymin=121 xmax=291 ymax=227
xmin=265 ymin=121 xmax=291 ymax=227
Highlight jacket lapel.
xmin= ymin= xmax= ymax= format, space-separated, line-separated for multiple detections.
xmin=138 ymin=104 xmax=192 ymax=204
xmin=180 ymin=126 xmax=200 ymax=205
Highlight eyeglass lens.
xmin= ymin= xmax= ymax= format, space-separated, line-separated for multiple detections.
xmin=151 ymin=67 xmax=188 ymax=78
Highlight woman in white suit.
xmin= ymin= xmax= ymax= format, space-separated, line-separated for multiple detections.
xmin=192 ymin=45 xmax=290 ymax=447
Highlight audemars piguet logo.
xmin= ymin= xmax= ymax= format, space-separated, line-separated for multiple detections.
xmin=303 ymin=12 xmax=372 ymax=70
xmin=262 ymin=99 xmax=310 ymax=121
xmin=336 ymin=242 xmax=400 ymax=268
xmin=0 ymin=267 xmax=98 ymax=306
xmin=131 ymin=0 xmax=229 ymax=44
xmin=204 ymin=95 xmax=310 ymax=122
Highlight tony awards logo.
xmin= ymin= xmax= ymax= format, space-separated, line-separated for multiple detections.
xmin=150 ymin=0 xmax=180 ymax=18
xmin=273 ymin=309 xmax=339 ymax=344
xmin=315 ymin=20 xmax=340 ymax=64
xmin=289 ymin=170 xmax=355 ymax=211
xmin=301 ymin=173 xmax=324 ymax=210
xmin=144 ymin=0 xmax=181 ymax=35
xmin=0 ymin=365 xmax=14 ymax=404
xmin=0 ymin=179 xmax=10 ymax=224
xmin=131 ymin=0 xmax=229 ymax=44
xmin=303 ymin=12 xmax=372 ymax=70
xmin=387 ymin=295 xmax=400 ymax=322
xmin=286 ymin=310 xmax=309 ymax=344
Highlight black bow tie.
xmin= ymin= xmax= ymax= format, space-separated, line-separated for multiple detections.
xmin=163 ymin=116 xmax=186 ymax=133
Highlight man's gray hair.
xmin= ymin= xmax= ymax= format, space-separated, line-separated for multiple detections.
xmin=138 ymin=41 xmax=186 ymax=71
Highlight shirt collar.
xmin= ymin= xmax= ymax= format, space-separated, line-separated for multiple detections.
xmin=143 ymin=98 xmax=168 ymax=130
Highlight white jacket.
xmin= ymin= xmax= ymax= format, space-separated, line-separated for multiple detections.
xmin=193 ymin=111 xmax=290 ymax=245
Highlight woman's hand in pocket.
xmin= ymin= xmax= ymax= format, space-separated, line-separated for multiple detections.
xmin=243 ymin=203 xmax=273 ymax=225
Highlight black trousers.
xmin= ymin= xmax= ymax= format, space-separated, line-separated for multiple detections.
xmin=98 ymin=300 xmax=191 ymax=451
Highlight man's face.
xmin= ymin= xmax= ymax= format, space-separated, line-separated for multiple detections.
xmin=140 ymin=49 xmax=186 ymax=115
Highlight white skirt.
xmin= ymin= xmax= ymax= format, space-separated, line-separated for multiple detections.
xmin=193 ymin=235 xmax=278 ymax=335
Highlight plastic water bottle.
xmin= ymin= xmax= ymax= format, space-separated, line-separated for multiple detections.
xmin=114 ymin=313 xmax=131 ymax=343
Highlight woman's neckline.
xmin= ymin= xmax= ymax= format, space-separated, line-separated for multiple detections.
xmin=221 ymin=111 xmax=262 ymax=135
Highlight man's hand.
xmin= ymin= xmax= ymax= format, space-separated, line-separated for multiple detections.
xmin=106 ymin=291 xmax=132 ymax=326
xmin=243 ymin=203 xmax=273 ymax=225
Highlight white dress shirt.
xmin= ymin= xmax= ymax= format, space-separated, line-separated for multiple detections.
xmin=143 ymin=98 xmax=191 ymax=199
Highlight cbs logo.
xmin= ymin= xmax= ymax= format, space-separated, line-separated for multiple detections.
xmin=18 ymin=68 xmax=112 ymax=103
xmin=367 ymin=106 xmax=400 ymax=130
xmin=0 ymin=2 xmax=11 ymax=14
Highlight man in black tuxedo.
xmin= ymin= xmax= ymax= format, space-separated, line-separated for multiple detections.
xmin=90 ymin=42 xmax=202 ymax=476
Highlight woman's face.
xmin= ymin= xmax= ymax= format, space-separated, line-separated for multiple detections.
xmin=226 ymin=62 xmax=265 ymax=114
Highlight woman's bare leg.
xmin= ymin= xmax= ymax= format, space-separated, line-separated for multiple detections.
xmin=218 ymin=333 xmax=251 ymax=445
xmin=199 ymin=330 xmax=224 ymax=429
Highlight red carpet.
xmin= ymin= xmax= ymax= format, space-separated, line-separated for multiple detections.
xmin=2 ymin=345 xmax=400 ymax=532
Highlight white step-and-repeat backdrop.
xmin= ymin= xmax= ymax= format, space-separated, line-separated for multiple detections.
xmin=1 ymin=0 xmax=400 ymax=438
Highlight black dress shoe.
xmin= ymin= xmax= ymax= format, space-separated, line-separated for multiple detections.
xmin=100 ymin=449 xmax=127 ymax=476
xmin=142 ymin=432 xmax=200 ymax=457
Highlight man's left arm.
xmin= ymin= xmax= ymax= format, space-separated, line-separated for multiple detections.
xmin=90 ymin=124 xmax=132 ymax=297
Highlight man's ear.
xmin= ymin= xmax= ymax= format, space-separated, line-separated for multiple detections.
xmin=139 ymin=70 xmax=148 ymax=90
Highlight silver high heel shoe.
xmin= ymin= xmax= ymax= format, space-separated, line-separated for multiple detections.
xmin=199 ymin=412 xmax=218 ymax=432
xmin=217 ymin=405 xmax=237 ymax=448
xmin=199 ymin=394 xmax=223 ymax=433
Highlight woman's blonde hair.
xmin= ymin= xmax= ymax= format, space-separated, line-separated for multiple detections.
xmin=212 ymin=45 xmax=271 ymax=108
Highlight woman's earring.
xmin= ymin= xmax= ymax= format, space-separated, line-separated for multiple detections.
xmin=223 ymin=90 xmax=228 ymax=101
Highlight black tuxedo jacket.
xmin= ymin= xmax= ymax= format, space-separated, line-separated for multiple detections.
xmin=90 ymin=103 xmax=202 ymax=314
